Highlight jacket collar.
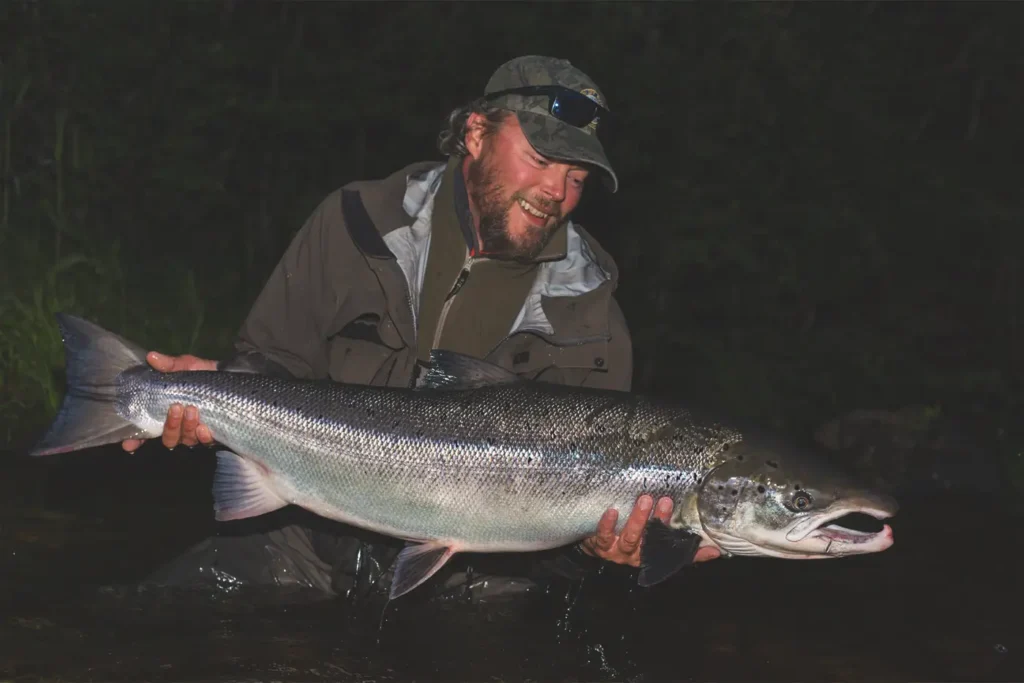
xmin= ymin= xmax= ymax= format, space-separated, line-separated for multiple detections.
xmin=342 ymin=160 xmax=618 ymax=345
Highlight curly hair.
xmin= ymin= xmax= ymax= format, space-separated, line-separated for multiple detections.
xmin=437 ymin=97 xmax=514 ymax=158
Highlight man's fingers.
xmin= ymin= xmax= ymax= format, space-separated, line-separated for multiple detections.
xmin=595 ymin=509 xmax=618 ymax=549
xmin=196 ymin=424 xmax=214 ymax=445
xmin=171 ymin=355 xmax=201 ymax=372
xmin=583 ymin=508 xmax=618 ymax=555
xmin=126 ymin=352 xmax=217 ymax=453
xmin=161 ymin=404 xmax=184 ymax=449
xmin=653 ymin=496 xmax=673 ymax=524
xmin=147 ymin=351 xmax=175 ymax=373
xmin=694 ymin=546 xmax=721 ymax=563
xmin=193 ymin=358 xmax=219 ymax=372
xmin=180 ymin=406 xmax=200 ymax=447
xmin=595 ymin=507 xmax=617 ymax=538
xmin=618 ymin=495 xmax=653 ymax=554
xmin=147 ymin=352 xmax=218 ymax=373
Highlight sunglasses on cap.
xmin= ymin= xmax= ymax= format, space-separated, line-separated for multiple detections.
xmin=482 ymin=85 xmax=612 ymax=133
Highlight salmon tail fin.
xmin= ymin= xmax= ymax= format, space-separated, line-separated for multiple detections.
xmin=29 ymin=313 xmax=150 ymax=456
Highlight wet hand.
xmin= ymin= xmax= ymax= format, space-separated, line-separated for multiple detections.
xmin=580 ymin=495 xmax=721 ymax=567
xmin=121 ymin=351 xmax=218 ymax=453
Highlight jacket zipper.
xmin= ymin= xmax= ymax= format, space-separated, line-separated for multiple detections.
xmin=432 ymin=249 xmax=476 ymax=350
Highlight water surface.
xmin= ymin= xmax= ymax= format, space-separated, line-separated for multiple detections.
xmin=2 ymin=446 xmax=1020 ymax=681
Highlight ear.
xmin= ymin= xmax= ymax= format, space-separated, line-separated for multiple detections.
xmin=464 ymin=112 xmax=487 ymax=160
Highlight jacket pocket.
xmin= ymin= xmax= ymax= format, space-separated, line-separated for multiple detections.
xmin=493 ymin=335 xmax=610 ymax=379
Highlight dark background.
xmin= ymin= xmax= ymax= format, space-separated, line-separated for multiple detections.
xmin=2 ymin=2 xmax=1021 ymax=468
xmin=1 ymin=3 xmax=1023 ymax=681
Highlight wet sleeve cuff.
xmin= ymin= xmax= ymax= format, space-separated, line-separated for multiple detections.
xmin=537 ymin=542 xmax=604 ymax=580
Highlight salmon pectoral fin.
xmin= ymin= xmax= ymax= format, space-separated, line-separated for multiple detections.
xmin=389 ymin=541 xmax=456 ymax=599
xmin=418 ymin=349 xmax=521 ymax=390
xmin=212 ymin=450 xmax=289 ymax=521
xmin=637 ymin=519 xmax=702 ymax=588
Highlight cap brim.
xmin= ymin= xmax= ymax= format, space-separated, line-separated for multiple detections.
xmin=515 ymin=111 xmax=618 ymax=193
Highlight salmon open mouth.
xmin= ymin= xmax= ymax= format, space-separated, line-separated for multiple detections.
xmin=808 ymin=510 xmax=894 ymax=549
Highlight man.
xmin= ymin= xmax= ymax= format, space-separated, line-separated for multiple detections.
xmin=126 ymin=55 xmax=719 ymax=599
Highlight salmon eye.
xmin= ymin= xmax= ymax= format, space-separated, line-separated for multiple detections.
xmin=791 ymin=491 xmax=813 ymax=510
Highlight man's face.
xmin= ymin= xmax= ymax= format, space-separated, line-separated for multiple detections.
xmin=463 ymin=114 xmax=589 ymax=262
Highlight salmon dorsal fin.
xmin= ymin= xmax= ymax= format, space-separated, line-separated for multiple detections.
xmin=417 ymin=350 xmax=521 ymax=391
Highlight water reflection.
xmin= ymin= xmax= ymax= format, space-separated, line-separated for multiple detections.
xmin=2 ymin=493 xmax=1021 ymax=682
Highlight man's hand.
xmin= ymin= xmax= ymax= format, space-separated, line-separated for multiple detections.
xmin=121 ymin=351 xmax=218 ymax=453
xmin=579 ymin=495 xmax=721 ymax=567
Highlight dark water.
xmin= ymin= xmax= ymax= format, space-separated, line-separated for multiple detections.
xmin=2 ymin=446 xmax=1022 ymax=682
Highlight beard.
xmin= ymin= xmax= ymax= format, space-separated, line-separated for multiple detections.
xmin=466 ymin=154 xmax=562 ymax=263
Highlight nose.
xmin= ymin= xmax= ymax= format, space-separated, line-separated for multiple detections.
xmin=539 ymin=168 xmax=567 ymax=203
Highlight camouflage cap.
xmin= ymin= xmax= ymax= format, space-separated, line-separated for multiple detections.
xmin=484 ymin=55 xmax=618 ymax=193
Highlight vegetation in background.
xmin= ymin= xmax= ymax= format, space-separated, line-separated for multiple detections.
xmin=1 ymin=2 xmax=1020 ymax=487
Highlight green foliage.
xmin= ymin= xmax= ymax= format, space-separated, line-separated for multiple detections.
xmin=0 ymin=2 xmax=1021 ymax=490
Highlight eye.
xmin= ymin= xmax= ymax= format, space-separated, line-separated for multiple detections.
xmin=531 ymin=154 xmax=548 ymax=167
xmin=791 ymin=491 xmax=813 ymax=511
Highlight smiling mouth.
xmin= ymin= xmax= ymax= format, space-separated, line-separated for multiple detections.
xmin=517 ymin=197 xmax=551 ymax=221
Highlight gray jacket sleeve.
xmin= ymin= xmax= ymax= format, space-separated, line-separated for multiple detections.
xmin=230 ymin=190 xmax=359 ymax=380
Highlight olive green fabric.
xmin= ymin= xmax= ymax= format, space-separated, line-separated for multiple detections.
xmin=414 ymin=159 xmax=470 ymax=364
xmin=234 ymin=160 xmax=633 ymax=393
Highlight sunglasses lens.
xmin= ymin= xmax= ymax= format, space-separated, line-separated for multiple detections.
xmin=550 ymin=93 xmax=600 ymax=128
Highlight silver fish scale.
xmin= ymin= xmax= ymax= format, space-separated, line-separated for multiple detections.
xmin=119 ymin=368 xmax=742 ymax=551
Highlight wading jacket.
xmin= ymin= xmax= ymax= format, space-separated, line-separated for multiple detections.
xmin=231 ymin=157 xmax=633 ymax=394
